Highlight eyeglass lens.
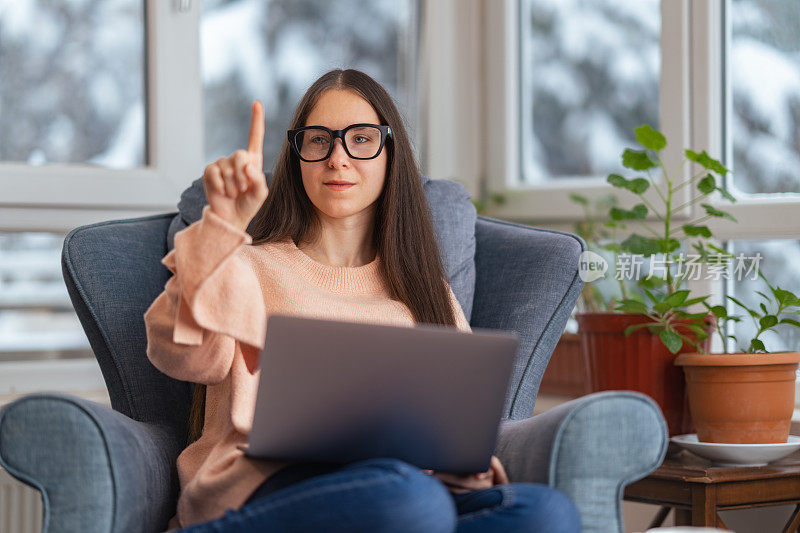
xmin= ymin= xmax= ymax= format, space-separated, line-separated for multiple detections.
xmin=295 ymin=126 xmax=383 ymax=160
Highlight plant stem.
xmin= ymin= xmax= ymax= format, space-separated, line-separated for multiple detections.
xmin=671 ymin=215 xmax=713 ymax=235
xmin=657 ymin=154 xmax=674 ymax=295
xmin=633 ymin=220 xmax=663 ymax=238
xmin=672 ymin=193 xmax=708 ymax=214
xmin=646 ymin=169 xmax=668 ymax=204
xmin=637 ymin=196 xmax=665 ymax=222
xmin=672 ymin=169 xmax=707 ymax=192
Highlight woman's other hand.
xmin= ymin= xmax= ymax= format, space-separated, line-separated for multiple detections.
xmin=424 ymin=455 xmax=510 ymax=494
xmin=202 ymin=100 xmax=269 ymax=233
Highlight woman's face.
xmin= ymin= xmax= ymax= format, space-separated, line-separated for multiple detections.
xmin=299 ymin=89 xmax=388 ymax=223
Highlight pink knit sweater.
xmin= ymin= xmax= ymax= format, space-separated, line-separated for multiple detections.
xmin=143 ymin=205 xmax=471 ymax=529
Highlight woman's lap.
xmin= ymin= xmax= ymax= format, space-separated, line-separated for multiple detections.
xmin=178 ymin=458 xmax=581 ymax=533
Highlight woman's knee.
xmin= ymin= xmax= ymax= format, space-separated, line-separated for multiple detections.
xmin=510 ymin=483 xmax=582 ymax=533
xmin=344 ymin=458 xmax=457 ymax=532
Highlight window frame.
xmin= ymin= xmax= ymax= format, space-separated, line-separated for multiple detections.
xmin=481 ymin=0 xmax=800 ymax=237
xmin=483 ymin=0 xmax=694 ymax=222
xmin=0 ymin=0 xmax=203 ymax=232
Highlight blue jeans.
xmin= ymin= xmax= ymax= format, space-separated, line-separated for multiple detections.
xmin=178 ymin=458 xmax=581 ymax=532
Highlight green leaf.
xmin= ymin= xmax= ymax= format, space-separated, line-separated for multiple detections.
xmin=489 ymin=192 xmax=506 ymax=205
xmin=624 ymin=323 xmax=656 ymax=336
xmin=663 ymin=290 xmax=690 ymax=308
xmin=701 ymin=203 xmax=737 ymax=222
xmin=622 ymin=149 xmax=657 ymax=171
xmin=707 ymin=304 xmax=728 ymax=319
xmin=658 ymin=238 xmax=681 ymax=253
xmin=759 ymin=302 xmax=769 ymax=315
xmin=755 ymin=290 xmax=772 ymax=303
xmin=728 ymin=295 xmax=760 ymax=318
xmin=685 ymin=149 xmax=729 ymax=176
xmin=615 ymin=299 xmax=650 ymax=315
xmin=760 ymin=315 xmax=778 ymax=329
xmin=635 ymin=124 xmax=667 ymax=151
xmin=660 ymin=329 xmax=684 ymax=354
xmin=639 ymin=276 xmax=668 ymax=288
xmin=682 ymin=296 xmax=708 ymax=307
xmin=606 ymin=175 xmax=650 ymax=195
xmin=653 ymin=302 xmax=672 ymax=315
xmin=607 ymin=173 xmax=626 ymax=188
xmin=748 ymin=338 xmax=766 ymax=353
xmin=717 ymin=186 xmax=736 ymax=203
xmin=780 ymin=318 xmax=800 ymax=328
xmin=673 ymin=310 xmax=714 ymax=322
xmin=707 ymin=242 xmax=734 ymax=257
xmin=774 ymin=287 xmax=798 ymax=307
xmin=681 ymin=224 xmax=712 ymax=238
xmin=610 ymin=204 xmax=648 ymax=221
xmin=629 ymin=178 xmax=650 ymax=194
xmin=568 ymin=193 xmax=589 ymax=206
xmin=620 ymin=234 xmax=660 ymax=255
xmin=697 ymin=174 xmax=716 ymax=194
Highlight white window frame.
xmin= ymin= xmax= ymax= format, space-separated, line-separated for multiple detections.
xmin=476 ymin=0 xmax=800 ymax=237
xmin=0 ymin=0 xmax=203 ymax=233
xmin=481 ymin=0 xmax=694 ymax=222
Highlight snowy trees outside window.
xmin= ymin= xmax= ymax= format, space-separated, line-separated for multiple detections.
xmin=0 ymin=0 xmax=146 ymax=169
xmin=201 ymin=0 xmax=416 ymax=170
xmin=520 ymin=0 xmax=661 ymax=182
xmin=730 ymin=0 xmax=800 ymax=195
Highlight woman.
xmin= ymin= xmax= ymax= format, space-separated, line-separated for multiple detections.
xmin=145 ymin=69 xmax=581 ymax=532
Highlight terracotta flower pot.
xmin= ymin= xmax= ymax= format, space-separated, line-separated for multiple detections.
xmin=675 ymin=352 xmax=800 ymax=443
xmin=577 ymin=312 xmax=712 ymax=437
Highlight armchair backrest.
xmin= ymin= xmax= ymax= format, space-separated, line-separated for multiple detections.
xmin=62 ymin=214 xmax=194 ymax=430
xmin=61 ymin=191 xmax=585 ymax=442
xmin=471 ymin=217 xmax=585 ymax=419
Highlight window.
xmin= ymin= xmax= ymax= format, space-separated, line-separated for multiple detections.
xmin=0 ymin=1 xmax=146 ymax=168
xmin=519 ymin=0 xmax=661 ymax=183
xmin=726 ymin=240 xmax=800 ymax=353
xmin=0 ymin=0 xmax=202 ymax=228
xmin=0 ymin=233 xmax=91 ymax=362
xmin=201 ymin=0 xmax=419 ymax=170
xmin=721 ymin=0 xmax=800 ymax=362
xmin=484 ymin=1 xmax=690 ymax=220
xmin=729 ymin=0 xmax=800 ymax=195
xmin=0 ymin=0 xmax=420 ymax=365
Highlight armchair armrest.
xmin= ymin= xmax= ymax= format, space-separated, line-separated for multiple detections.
xmin=494 ymin=391 xmax=668 ymax=533
xmin=0 ymin=392 xmax=184 ymax=533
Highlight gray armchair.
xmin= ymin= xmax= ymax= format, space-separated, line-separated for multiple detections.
xmin=0 ymin=177 xmax=667 ymax=533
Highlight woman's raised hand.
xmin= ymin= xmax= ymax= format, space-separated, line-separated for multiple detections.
xmin=203 ymin=101 xmax=269 ymax=233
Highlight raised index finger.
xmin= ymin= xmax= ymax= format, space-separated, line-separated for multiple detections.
xmin=247 ymin=100 xmax=265 ymax=156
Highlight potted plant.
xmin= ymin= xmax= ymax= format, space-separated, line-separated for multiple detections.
xmin=575 ymin=124 xmax=736 ymax=436
xmin=675 ymin=272 xmax=800 ymax=443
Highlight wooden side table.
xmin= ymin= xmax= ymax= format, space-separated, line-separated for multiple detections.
xmin=624 ymin=449 xmax=800 ymax=532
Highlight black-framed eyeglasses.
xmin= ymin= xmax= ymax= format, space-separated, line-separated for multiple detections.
xmin=287 ymin=123 xmax=392 ymax=162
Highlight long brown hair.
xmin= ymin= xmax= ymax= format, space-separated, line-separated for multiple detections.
xmin=188 ymin=69 xmax=457 ymax=444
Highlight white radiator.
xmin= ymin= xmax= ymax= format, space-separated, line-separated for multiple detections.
xmin=0 ymin=465 xmax=42 ymax=533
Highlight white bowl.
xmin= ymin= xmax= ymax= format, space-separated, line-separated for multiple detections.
xmin=670 ymin=434 xmax=800 ymax=466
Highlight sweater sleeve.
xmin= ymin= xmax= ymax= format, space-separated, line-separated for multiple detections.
xmin=143 ymin=205 xmax=267 ymax=384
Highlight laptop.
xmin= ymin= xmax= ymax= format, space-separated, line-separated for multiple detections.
xmin=238 ymin=313 xmax=519 ymax=474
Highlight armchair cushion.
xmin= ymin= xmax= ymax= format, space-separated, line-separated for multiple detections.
xmin=167 ymin=173 xmax=477 ymax=320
